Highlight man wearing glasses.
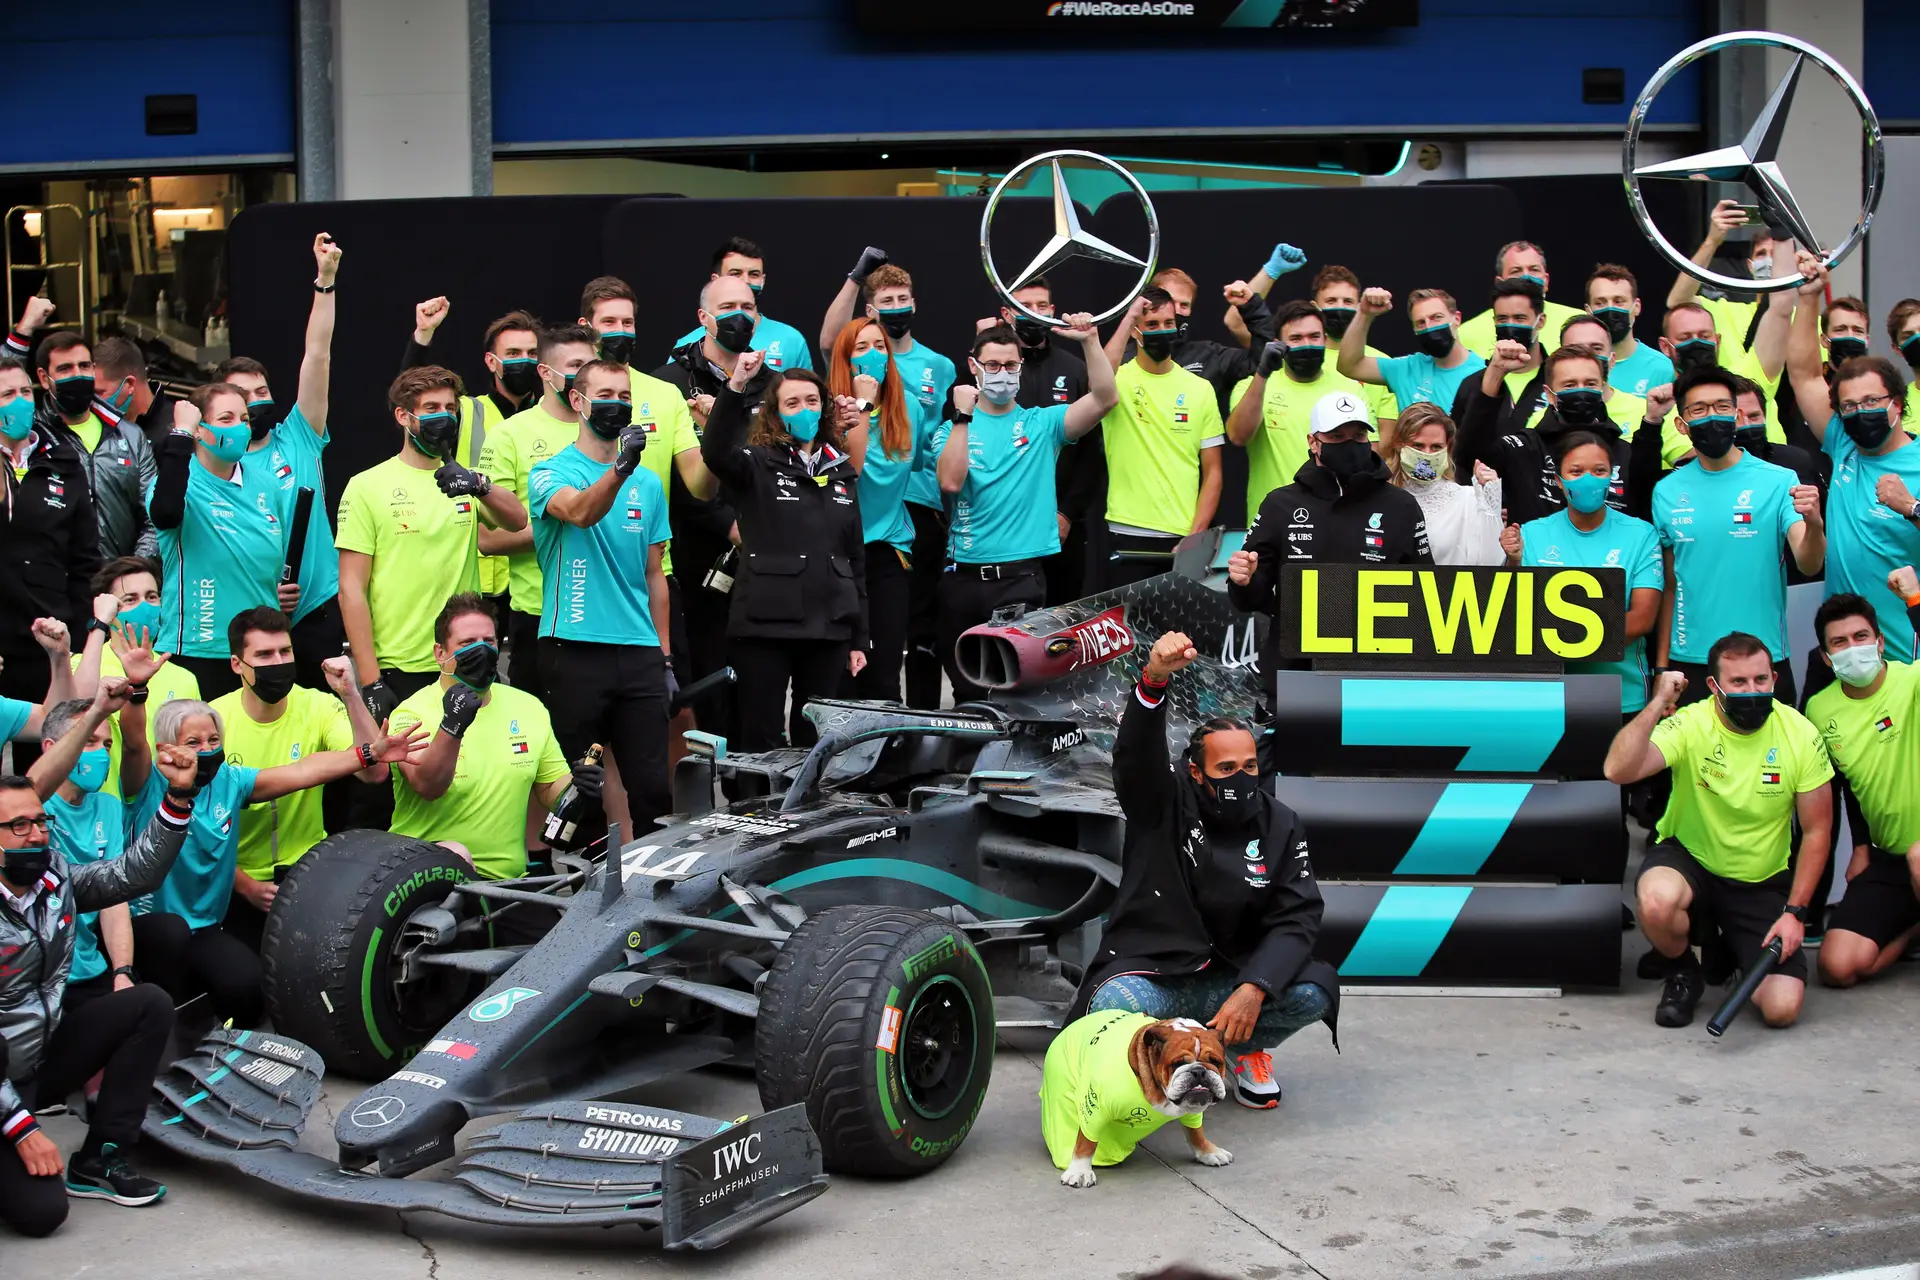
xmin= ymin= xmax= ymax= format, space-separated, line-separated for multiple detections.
xmin=1651 ymin=365 xmax=1825 ymax=706
xmin=933 ymin=317 xmax=1117 ymax=703
xmin=1787 ymin=253 xmax=1920 ymax=662
xmin=0 ymin=694 xmax=202 ymax=1236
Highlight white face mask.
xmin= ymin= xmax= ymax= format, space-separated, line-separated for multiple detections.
xmin=1829 ymin=641 xmax=1884 ymax=688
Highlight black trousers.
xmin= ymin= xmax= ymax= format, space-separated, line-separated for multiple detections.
xmin=290 ymin=594 xmax=344 ymax=692
xmin=1100 ymin=524 xmax=1180 ymax=590
xmin=1044 ymin=516 xmax=1096 ymax=607
xmin=729 ymin=636 xmax=848 ymax=753
xmin=0 ymin=650 xmax=51 ymax=771
xmin=904 ymin=501 xmax=949 ymax=709
xmin=678 ymin=576 xmax=736 ymax=737
xmin=939 ymin=564 xmax=1047 ymax=706
xmin=847 ymin=542 xmax=912 ymax=703
xmin=345 ymin=666 xmax=439 ymax=830
xmin=131 ymin=910 xmax=265 ymax=1028
xmin=172 ymin=653 xmax=243 ymax=702
xmin=506 ymin=608 xmax=545 ymax=702
xmin=541 ymin=640 xmax=671 ymax=839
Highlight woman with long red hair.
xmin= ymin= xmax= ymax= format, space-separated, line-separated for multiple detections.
xmin=827 ymin=317 xmax=933 ymax=702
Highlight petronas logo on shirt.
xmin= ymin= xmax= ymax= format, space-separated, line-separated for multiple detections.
xmin=1877 ymin=715 xmax=1895 ymax=733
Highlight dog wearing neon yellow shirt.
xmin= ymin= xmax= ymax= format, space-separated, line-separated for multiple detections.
xmin=1041 ymin=1010 xmax=1232 ymax=1189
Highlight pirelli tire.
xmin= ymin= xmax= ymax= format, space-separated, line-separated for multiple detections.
xmin=262 ymin=831 xmax=475 ymax=1080
xmin=755 ymin=905 xmax=993 ymax=1177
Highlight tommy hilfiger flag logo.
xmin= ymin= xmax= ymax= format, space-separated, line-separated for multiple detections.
xmin=511 ymin=742 xmax=529 ymax=754
xmin=1174 ymin=412 xmax=1189 ymax=423
xmin=626 ymin=507 xmax=644 ymax=520
xmin=1877 ymin=715 xmax=1895 ymax=732
xmin=1365 ymin=535 xmax=1384 ymax=547
xmin=1762 ymin=771 xmax=1781 ymax=785
xmin=455 ymin=501 xmax=472 ymax=515
xmin=275 ymin=463 xmax=293 ymax=479
xmin=1733 ymin=512 xmax=1752 ymax=524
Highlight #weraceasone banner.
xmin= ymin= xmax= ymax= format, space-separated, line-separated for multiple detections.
xmin=853 ymin=0 xmax=1418 ymax=34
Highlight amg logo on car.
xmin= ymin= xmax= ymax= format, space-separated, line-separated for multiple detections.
xmin=903 ymin=935 xmax=958 ymax=980
xmin=1049 ymin=729 xmax=1084 ymax=753
xmin=385 ymin=864 xmax=466 ymax=917
xmin=584 ymin=1105 xmax=685 ymax=1132
xmin=577 ymin=1126 xmax=680 ymax=1157
xmin=845 ymin=827 xmax=898 ymax=849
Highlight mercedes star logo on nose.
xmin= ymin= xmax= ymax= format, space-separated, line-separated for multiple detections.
xmin=1623 ymin=31 xmax=1882 ymax=295
xmin=979 ymin=150 xmax=1161 ymax=328
xmin=349 ymin=1095 xmax=407 ymax=1128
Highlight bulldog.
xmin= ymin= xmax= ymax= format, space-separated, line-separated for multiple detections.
xmin=1039 ymin=1011 xmax=1232 ymax=1189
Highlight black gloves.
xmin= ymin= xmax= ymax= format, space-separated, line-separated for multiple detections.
xmin=570 ymin=759 xmax=605 ymax=804
xmin=1257 ymin=340 xmax=1287 ymax=379
xmin=362 ymin=679 xmax=399 ymax=722
xmin=849 ymin=246 xmax=888 ymax=284
xmin=441 ymin=682 xmax=484 ymax=738
xmin=613 ymin=425 xmax=649 ymax=478
xmin=435 ymin=461 xmax=492 ymax=499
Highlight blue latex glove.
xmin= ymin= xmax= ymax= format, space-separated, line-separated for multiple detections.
xmin=1264 ymin=243 xmax=1307 ymax=280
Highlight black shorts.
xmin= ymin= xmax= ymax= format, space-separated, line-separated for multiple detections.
xmin=1638 ymin=840 xmax=1809 ymax=981
xmin=1827 ymin=851 xmax=1920 ymax=948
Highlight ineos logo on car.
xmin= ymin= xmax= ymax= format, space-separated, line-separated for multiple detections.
xmin=349 ymin=1095 xmax=406 ymax=1127
xmin=468 ymin=987 xmax=540 ymax=1022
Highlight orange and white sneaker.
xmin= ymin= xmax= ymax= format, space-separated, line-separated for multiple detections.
xmin=1229 ymin=1049 xmax=1280 ymax=1109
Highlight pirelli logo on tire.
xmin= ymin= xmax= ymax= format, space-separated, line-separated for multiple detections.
xmin=1277 ymin=565 xmax=1628 ymax=663
xmin=902 ymin=935 xmax=959 ymax=981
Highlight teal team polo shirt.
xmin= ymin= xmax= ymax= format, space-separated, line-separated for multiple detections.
xmin=931 ymin=403 xmax=1073 ymax=564
xmin=129 ymin=763 xmax=260 ymax=930
xmin=1519 ymin=507 xmax=1665 ymax=711
xmin=1608 ymin=342 xmax=1676 ymax=399
xmin=241 ymin=405 xmax=337 ymax=622
xmin=671 ymin=314 xmax=814 ymax=373
xmin=856 ymin=400 xmax=935 ymax=554
xmin=528 ymin=445 xmax=672 ymax=647
xmin=1822 ymin=417 xmax=1920 ymax=660
xmin=890 ymin=342 xmax=958 ymax=510
xmin=0 ymin=697 xmax=28 ymax=742
xmin=1375 ymin=350 xmax=1487 ymax=413
xmin=1652 ymin=452 xmax=1803 ymax=663
xmin=48 ymin=789 xmax=124 ymax=984
xmin=149 ymin=455 xmax=291 ymax=659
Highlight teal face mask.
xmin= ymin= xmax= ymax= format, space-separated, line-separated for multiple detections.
xmin=781 ymin=407 xmax=821 ymax=442
xmin=118 ymin=600 xmax=162 ymax=639
xmin=851 ymin=349 xmax=889 ymax=382
xmin=201 ymin=421 xmax=250 ymax=463
xmin=0 ymin=395 xmax=32 ymax=442
xmin=70 ymin=747 xmax=110 ymax=794
xmin=1562 ymin=471 xmax=1612 ymax=514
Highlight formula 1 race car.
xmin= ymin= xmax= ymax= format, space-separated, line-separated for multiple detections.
xmin=141 ymin=537 xmax=1265 ymax=1248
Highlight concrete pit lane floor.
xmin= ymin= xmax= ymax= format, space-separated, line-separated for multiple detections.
xmin=18 ymin=865 xmax=1920 ymax=1278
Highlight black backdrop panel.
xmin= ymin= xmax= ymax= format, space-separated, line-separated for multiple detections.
xmin=227 ymin=195 xmax=629 ymax=507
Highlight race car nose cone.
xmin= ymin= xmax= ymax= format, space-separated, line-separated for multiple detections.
xmin=335 ymin=1085 xmax=466 ymax=1175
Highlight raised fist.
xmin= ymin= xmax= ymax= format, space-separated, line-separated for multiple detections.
xmin=1500 ymin=523 xmax=1523 ymax=563
xmin=1654 ymin=668 xmax=1688 ymax=712
xmin=1227 ymin=547 xmax=1259 ymax=587
xmin=849 ymin=246 xmax=888 ymax=283
xmin=314 ymin=232 xmax=342 ymax=282
xmin=1360 ymin=287 xmax=1393 ymax=317
xmin=952 ymin=385 xmax=979 ymax=417
xmin=1144 ymin=631 xmax=1199 ymax=682
xmin=414 ymin=296 xmax=450 ymax=342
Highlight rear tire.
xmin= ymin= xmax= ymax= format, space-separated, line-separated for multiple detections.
xmin=262 ymin=831 xmax=475 ymax=1079
xmin=755 ymin=906 xmax=993 ymax=1176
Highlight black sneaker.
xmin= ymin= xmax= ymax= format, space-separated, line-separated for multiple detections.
xmin=65 ymin=1142 xmax=166 ymax=1206
xmin=1655 ymin=966 xmax=1706 ymax=1028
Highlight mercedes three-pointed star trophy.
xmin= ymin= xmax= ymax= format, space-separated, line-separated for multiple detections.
xmin=980 ymin=150 xmax=1161 ymax=326
xmin=1623 ymin=30 xmax=1883 ymax=293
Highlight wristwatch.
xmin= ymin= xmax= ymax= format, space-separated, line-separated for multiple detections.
xmin=1782 ymin=903 xmax=1811 ymax=923
xmin=855 ymin=398 xmax=874 ymax=415
xmin=313 ymin=279 xmax=336 ymax=294
xmin=111 ymin=965 xmax=135 ymax=981
xmin=952 ymin=412 xmax=973 ymax=427
xmin=1906 ymin=500 xmax=1919 ymax=522
xmin=85 ymin=618 xmax=112 ymax=638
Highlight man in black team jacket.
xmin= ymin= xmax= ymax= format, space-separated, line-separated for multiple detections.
xmin=1227 ymin=390 xmax=1431 ymax=676
xmin=1074 ymin=631 xmax=1339 ymax=1112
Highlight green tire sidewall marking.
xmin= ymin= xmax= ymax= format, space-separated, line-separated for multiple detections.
xmin=899 ymin=973 xmax=977 ymax=1122
xmin=876 ymin=983 xmax=904 ymax=1135
xmin=361 ymin=924 xmax=393 ymax=1059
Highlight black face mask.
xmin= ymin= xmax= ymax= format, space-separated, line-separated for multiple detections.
xmin=1687 ymin=413 xmax=1738 ymax=460
xmin=246 ymin=399 xmax=276 ymax=441
xmin=1283 ymin=345 xmax=1326 ymax=378
xmin=1841 ymin=406 xmax=1893 ymax=451
xmin=452 ymin=640 xmax=500 ymax=690
xmin=1318 ymin=307 xmax=1355 ymax=340
xmin=584 ymin=400 xmax=633 ymax=440
xmin=1902 ymin=334 xmax=1920 ymax=369
xmin=1735 ymin=424 xmax=1771 ymax=456
xmin=1414 ymin=325 xmax=1457 ymax=358
xmin=408 ymin=410 xmax=461 ymax=460
xmin=1495 ymin=322 xmax=1536 ymax=349
xmin=1554 ymin=388 xmax=1605 ymax=427
xmin=1013 ymin=317 xmax=1053 ymax=349
xmin=1317 ymin=439 xmax=1375 ymax=480
xmin=249 ymin=661 xmax=297 ymax=706
xmin=0 ymin=844 xmax=50 ymax=889
xmin=1716 ymin=688 xmax=1774 ymax=732
xmin=498 ymin=358 xmax=542 ymax=399
xmin=51 ymin=375 xmax=94 ymax=418
xmin=711 ymin=312 xmax=756 ymax=355
xmin=1672 ymin=338 xmax=1718 ymax=371
xmin=1591 ymin=307 xmax=1633 ymax=344
xmin=598 ymin=333 xmax=636 ymax=366
xmin=1827 ymin=336 xmax=1868 ymax=365
xmin=1196 ymin=767 xmax=1261 ymax=828
xmin=194 ymin=748 xmax=225 ymax=789
xmin=1138 ymin=329 xmax=1179 ymax=362
xmin=875 ymin=308 xmax=914 ymax=340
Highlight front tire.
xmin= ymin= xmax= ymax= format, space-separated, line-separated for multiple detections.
xmin=262 ymin=832 xmax=475 ymax=1078
xmin=755 ymin=906 xmax=994 ymax=1176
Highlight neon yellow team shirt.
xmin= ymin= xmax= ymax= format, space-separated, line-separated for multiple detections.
xmin=335 ymin=455 xmax=481 ymax=672
xmin=1040 ymin=1010 xmax=1203 ymax=1168
xmin=70 ymin=649 xmax=200 ymax=801
xmin=212 ymin=684 xmax=356 ymax=881
xmin=1229 ymin=366 xmax=1365 ymax=515
xmin=479 ymin=403 xmax=582 ymax=616
xmin=1100 ymin=361 xmax=1224 ymax=536
xmin=70 ymin=411 xmax=103 ymax=454
xmin=1807 ymin=659 xmax=1920 ymax=855
xmin=1650 ymin=697 xmax=1832 ymax=882
xmin=628 ymin=366 xmax=700 ymax=576
xmin=389 ymin=681 xmax=569 ymax=881
xmin=457 ymin=394 xmax=510 ymax=598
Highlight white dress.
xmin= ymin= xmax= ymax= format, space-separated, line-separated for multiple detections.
xmin=1403 ymin=474 xmax=1506 ymax=565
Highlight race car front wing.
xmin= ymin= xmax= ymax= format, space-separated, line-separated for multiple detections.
xmin=141 ymin=1027 xmax=828 ymax=1250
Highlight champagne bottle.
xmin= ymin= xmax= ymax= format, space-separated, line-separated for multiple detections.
xmin=542 ymin=743 xmax=603 ymax=849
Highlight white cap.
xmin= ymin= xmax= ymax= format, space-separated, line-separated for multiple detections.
xmin=1309 ymin=389 xmax=1374 ymax=438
